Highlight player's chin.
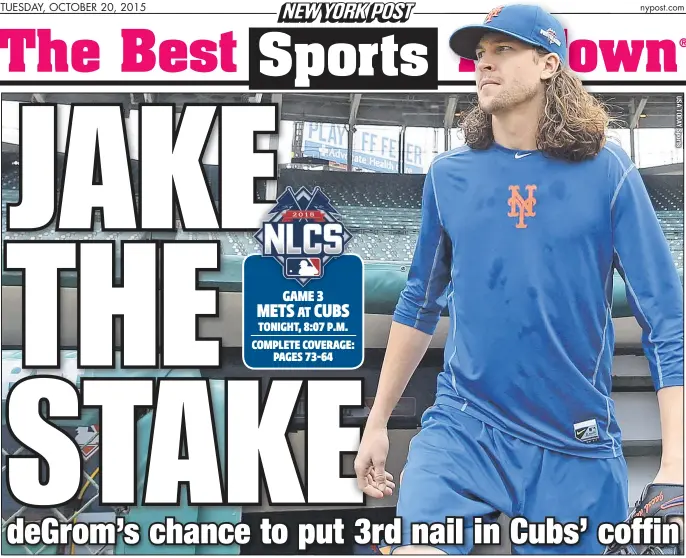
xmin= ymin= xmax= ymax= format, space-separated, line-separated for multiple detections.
xmin=477 ymin=96 xmax=497 ymax=114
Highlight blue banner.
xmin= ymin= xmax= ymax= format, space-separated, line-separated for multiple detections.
xmin=242 ymin=254 xmax=364 ymax=370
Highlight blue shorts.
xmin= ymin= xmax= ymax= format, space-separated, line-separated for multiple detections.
xmin=394 ymin=403 xmax=629 ymax=554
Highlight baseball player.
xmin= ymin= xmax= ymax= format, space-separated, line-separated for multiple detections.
xmin=354 ymin=4 xmax=684 ymax=555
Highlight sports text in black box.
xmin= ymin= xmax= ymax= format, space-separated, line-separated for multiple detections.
xmin=249 ymin=27 xmax=438 ymax=90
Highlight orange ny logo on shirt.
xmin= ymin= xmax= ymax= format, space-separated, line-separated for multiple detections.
xmin=508 ymin=185 xmax=537 ymax=228
xmin=484 ymin=6 xmax=503 ymax=23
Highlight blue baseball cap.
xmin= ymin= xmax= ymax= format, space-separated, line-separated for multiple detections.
xmin=449 ymin=4 xmax=567 ymax=64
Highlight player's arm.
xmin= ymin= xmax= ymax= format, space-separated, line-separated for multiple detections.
xmin=610 ymin=149 xmax=684 ymax=482
xmin=364 ymin=323 xmax=436 ymax=429
xmin=355 ymin=164 xmax=452 ymax=498
xmin=366 ymin=165 xmax=452 ymax=430
xmin=655 ymin=386 xmax=684 ymax=483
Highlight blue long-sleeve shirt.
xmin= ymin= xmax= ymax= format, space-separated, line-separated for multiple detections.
xmin=393 ymin=140 xmax=683 ymax=458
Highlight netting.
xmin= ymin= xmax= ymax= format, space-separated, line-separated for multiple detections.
xmin=3 ymin=353 xmax=120 ymax=555
xmin=2 ymin=437 xmax=110 ymax=555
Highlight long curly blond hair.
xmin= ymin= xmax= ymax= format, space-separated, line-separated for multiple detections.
xmin=458 ymin=47 xmax=617 ymax=162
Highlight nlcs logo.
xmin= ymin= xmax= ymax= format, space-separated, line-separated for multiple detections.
xmin=539 ymin=28 xmax=561 ymax=46
xmin=254 ymin=186 xmax=352 ymax=286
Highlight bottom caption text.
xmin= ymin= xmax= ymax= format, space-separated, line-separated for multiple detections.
xmin=4 ymin=516 xmax=680 ymax=550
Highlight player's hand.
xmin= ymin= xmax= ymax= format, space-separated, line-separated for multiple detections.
xmin=354 ymin=425 xmax=395 ymax=499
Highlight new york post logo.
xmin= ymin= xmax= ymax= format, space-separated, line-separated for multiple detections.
xmin=254 ymin=186 xmax=352 ymax=286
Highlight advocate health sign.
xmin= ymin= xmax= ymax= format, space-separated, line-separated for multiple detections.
xmin=303 ymin=122 xmax=425 ymax=174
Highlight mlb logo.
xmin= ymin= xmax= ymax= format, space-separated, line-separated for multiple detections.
xmin=285 ymin=257 xmax=322 ymax=278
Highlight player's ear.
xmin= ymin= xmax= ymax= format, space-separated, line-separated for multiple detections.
xmin=540 ymin=52 xmax=560 ymax=80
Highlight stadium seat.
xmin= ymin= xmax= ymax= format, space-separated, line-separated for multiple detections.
xmin=1 ymin=161 xmax=683 ymax=268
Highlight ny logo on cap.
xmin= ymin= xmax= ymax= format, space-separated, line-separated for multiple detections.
xmin=484 ymin=6 xmax=503 ymax=23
